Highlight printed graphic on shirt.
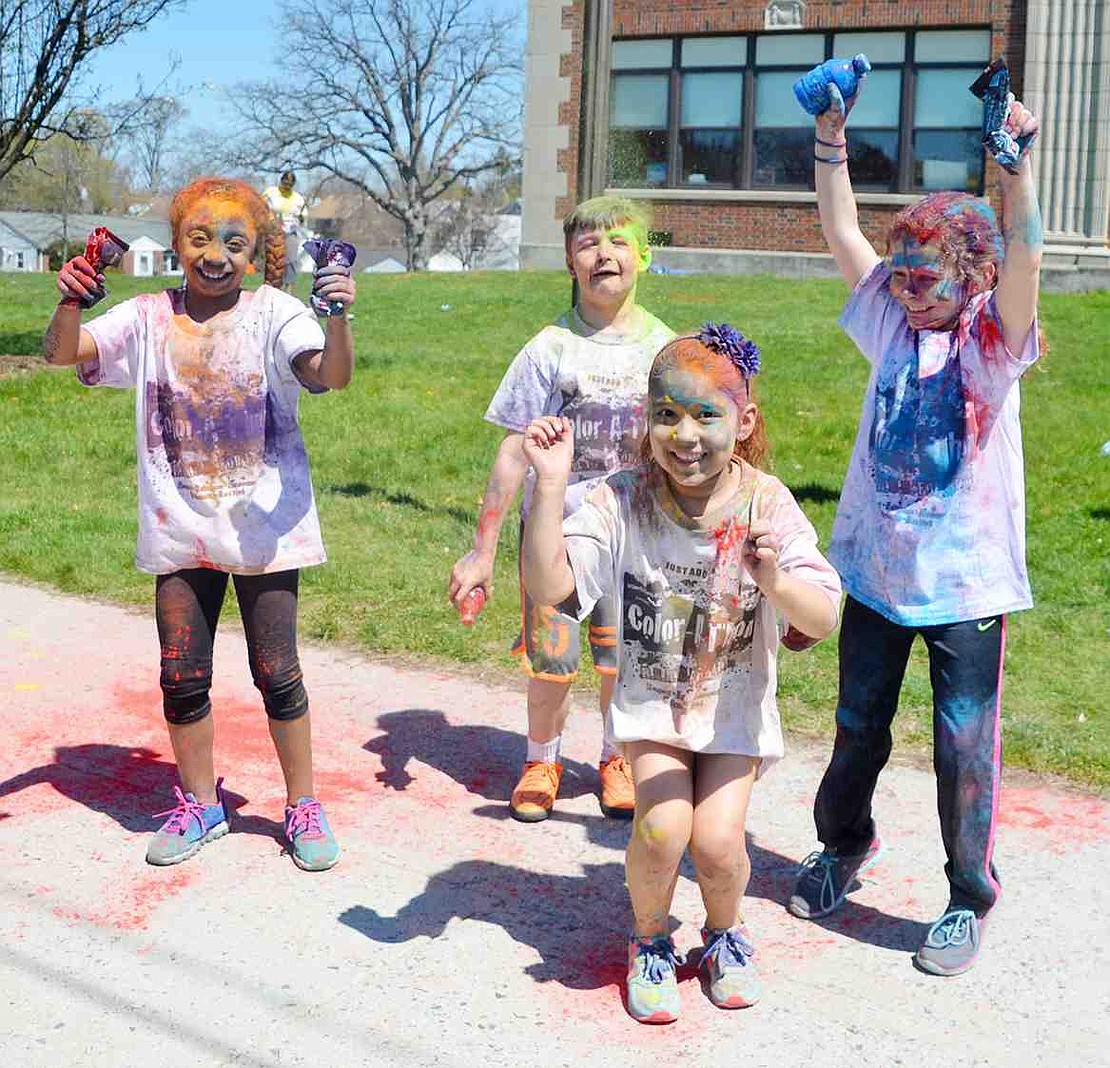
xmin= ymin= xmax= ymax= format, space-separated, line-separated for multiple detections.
xmin=869 ymin=337 xmax=967 ymax=512
xmin=621 ymin=564 xmax=761 ymax=733
xmin=144 ymin=326 xmax=271 ymax=505
xmin=560 ymin=373 xmax=647 ymax=477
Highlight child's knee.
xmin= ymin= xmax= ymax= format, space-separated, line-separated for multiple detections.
xmin=690 ymin=831 xmax=747 ymax=880
xmin=253 ymin=661 xmax=309 ymax=721
xmin=160 ymin=659 xmax=213 ymax=725
xmin=634 ymin=804 xmax=691 ymax=862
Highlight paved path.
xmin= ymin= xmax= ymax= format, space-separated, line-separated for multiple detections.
xmin=0 ymin=579 xmax=1106 ymax=1068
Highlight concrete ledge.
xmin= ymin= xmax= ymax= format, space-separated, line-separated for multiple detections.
xmin=522 ymin=242 xmax=1110 ymax=291
xmin=605 ymin=187 xmax=921 ymax=207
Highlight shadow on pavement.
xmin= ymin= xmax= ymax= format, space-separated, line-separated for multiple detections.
xmin=0 ymin=743 xmax=284 ymax=844
xmin=364 ymin=708 xmax=601 ymax=803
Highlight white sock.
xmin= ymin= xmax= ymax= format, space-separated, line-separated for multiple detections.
xmin=527 ymin=735 xmax=561 ymax=764
xmin=599 ymin=737 xmax=621 ymax=763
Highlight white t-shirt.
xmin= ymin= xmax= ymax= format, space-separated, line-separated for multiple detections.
xmin=563 ymin=465 xmax=842 ymax=767
xmin=80 ymin=285 xmax=328 ymax=575
xmin=262 ymin=186 xmax=307 ymax=233
xmin=485 ymin=305 xmax=675 ymax=514
xmin=829 ymin=261 xmax=1040 ymax=626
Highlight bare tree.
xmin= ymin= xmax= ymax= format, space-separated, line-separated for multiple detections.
xmin=432 ymin=170 xmax=515 ymax=269
xmin=229 ymin=0 xmax=522 ymax=270
xmin=124 ymin=94 xmax=187 ymax=191
xmin=0 ymin=0 xmax=188 ymax=183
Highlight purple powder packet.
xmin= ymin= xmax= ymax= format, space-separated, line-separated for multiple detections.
xmin=303 ymin=238 xmax=356 ymax=317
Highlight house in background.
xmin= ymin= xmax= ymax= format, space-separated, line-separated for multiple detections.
xmin=0 ymin=212 xmax=175 ymax=274
xmin=0 ymin=217 xmax=46 ymax=272
xmin=522 ymin=0 xmax=1110 ymax=286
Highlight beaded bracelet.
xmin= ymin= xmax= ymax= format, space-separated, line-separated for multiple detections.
xmin=815 ymin=135 xmax=847 ymax=149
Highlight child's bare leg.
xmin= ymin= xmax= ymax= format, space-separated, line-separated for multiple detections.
xmin=526 ymin=676 xmax=573 ymax=741
xmin=269 ymin=713 xmax=315 ymax=806
xmin=689 ymin=753 xmax=759 ymax=929
xmin=598 ymin=671 xmax=616 ymax=717
xmin=167 ymin=718 xmax=218 ymax=804
xmin=625 ymin=741 xmax=694 ymax=938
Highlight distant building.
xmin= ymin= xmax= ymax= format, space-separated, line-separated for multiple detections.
xmin=522 ymin=0 xmax=1110 ymax=284
xmin=0 ymin=212 xmax=176 ymax=274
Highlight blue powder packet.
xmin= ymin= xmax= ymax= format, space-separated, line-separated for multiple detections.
xmin=793 ymin=55 xmax=871 ymax=116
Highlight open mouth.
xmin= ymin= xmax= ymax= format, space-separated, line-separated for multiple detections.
xmin=670 ymin=449 xmax=703 ymax=466
xmin=195 ymin=266 xmax=232 ymax=283
xmin=590 ymin=268 xmax=621 ymax=281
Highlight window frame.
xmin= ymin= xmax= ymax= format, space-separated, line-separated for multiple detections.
xmin=607 ymin=26 xmax=991 ymax=196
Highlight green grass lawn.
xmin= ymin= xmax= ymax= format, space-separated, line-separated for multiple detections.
xmin=1 ymin=269 xmax=1107 ymax=788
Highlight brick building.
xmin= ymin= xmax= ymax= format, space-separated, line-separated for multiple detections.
xmin=521 ymin=0 xmax=1110 ymax=280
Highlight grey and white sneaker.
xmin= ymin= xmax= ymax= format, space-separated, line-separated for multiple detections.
xmin=788 ymin=837 xmax=883 ymax=919
xmin=914 ymin=908 xmax=982 ymax=976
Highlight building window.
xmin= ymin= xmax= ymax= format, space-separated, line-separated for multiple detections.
xmin=14 ymin=251 xmax=26 ymax=270
xmin=607 ymin=27 xmax=991 ymax=195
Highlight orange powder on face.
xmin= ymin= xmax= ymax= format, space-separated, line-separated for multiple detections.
xmin=170 ymin=178 xmax=273 ymax=251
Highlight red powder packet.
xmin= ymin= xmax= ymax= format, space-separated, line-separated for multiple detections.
xmin=79 ymin=227 xmax=130 ymax=309
xmin=458 ymin=587 xmax=487 ymax=626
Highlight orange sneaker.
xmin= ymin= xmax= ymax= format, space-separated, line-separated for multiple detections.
xmin=510 ymin=761 xmax=563 ymax=823
xmin=598 ymin=755 xmax=635 ymax=819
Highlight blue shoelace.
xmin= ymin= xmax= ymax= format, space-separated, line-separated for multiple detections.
xmin=925 ymin=909 xmax=976 ymax=948
xmin=703 ymin=927 xmax=755 ymax=970
xmin=632 ymin=938 xmax=683 ymax=983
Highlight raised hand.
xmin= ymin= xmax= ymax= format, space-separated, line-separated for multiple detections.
xmin=56 ymin=256 xmax=104 ymax=308
xmin=742 ymin=517 xmax=781 ymax=590
xmin=523 ymin=416 xmax=574 ymax=484
xmin=1003 ymin=94 xmax=1039 ymax=162
xmin=312 ymin=264 xmax=356 ymax=314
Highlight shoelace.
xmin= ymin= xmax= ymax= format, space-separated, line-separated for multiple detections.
xmin=633 ymin=939 xmax=684 ymax=984
xmin=703 ymin=927 xmax=755 ymax=970
xmin=797 ymin=850 xmax=839 ymax=914
xmin=287 ymin=799 xmax=324 ymax=839
xmin=152 ymin=787 xmax=208 ymax=837
xmin=925 ymin=909 xmax=975 ymax=948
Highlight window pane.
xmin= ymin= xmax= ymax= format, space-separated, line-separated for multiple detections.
xmin=680 ymin=129 xmax=740 ymax=184
xmin=612 ymin=39 xmax=673 ymax=70
xmin=608 ymin=129 xmax=669 ymax=187
xmin=753 ymin=129 xmax=814 ymax=187
xmin=846 ymin=69 xmax=900 ymax=127
xmin=756 ymin=71 xmax=812 ymax=128
xmin=914 ymin=69 xmax=983 ymax=127
xmin=832 ymin=32 xmax=905 ymax=64
xmin=757 ymin=33 xmax=824 ymax=65
xmin=913 ymin=130 xmax=984 ymax=192
xmin=848 ymin=129 xmax=899 ymax=188
xmin=914 ymin=30 xmax=991 ymax=64
xmin=611 ymin=74 xmax=669 ymax=128
xmin=682 ymin=36 xmax=746 ymax=68
xmin=681 ymin=72 xmax=742 ymax=127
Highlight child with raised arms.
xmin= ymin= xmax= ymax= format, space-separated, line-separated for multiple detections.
xmin=449 ymin=196 xmax=674 ymax=823
xmin=788 ymin=71 xmax=1043 ymax=977
xmin=43 ymin=177 xmax=356 ymax=871
xmin=521 ymin=326 xmax=841 ymax=1022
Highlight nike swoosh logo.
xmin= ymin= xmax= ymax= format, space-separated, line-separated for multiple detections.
xmin=977 ymin=619 xmax=998 ymax=631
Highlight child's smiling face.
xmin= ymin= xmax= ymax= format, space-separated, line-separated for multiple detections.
xmin=175 ymin=199 xmax=257 ymax=300
xmin=649 ymin=361 xmax=754 ymax=510
xmin=888 ymin=237 xmax=968 ymax=331
xmin=566 ymin=223 xmax=644 ymax=307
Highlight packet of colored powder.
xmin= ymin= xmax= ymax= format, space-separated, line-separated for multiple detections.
xmin=79 ymin=227 xmax=130 ymax=309
xmin=302 ymin=238 xmax=357 ymax=317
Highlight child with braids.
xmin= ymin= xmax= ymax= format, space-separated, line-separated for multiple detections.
xmin=788 ymin=69 xmax=1043 ymax=977
xmin=522 ymin=326 xmax=841 ymax=1023
xmin=43 ymin=177 xmax=356 ymax=871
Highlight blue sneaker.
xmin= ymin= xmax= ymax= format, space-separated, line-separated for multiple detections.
xmin=625 ymin=935 xmax=683 ymax=1024
xmin=146 ymin=778 xmax=229 ymax=866
xmin=788 ymin=836 xmax=883 ymax=919
xmin=700 ymin=924 xmax=761 ymax=1008
xmin=284 ymin=797 xmax=340 ymax=871
xmin=914 ymin=908 xmax=983 ymax=976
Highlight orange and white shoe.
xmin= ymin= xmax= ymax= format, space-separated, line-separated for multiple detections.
xmin=598 ymin=755 xmax=635 ymax=819
xmin=510 ymin=761 xmax=563 ymax=823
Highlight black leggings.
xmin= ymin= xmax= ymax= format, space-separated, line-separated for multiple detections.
xmin=156 ymin=568 xmax=308 ymax=725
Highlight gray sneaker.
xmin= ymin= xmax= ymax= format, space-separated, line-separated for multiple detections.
xmin=788 ymin=836 xmax=883 ymax=919
xmin=914 ymin=909 xmax=982 ymax=976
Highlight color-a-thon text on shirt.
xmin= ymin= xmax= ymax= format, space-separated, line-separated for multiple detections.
xmin=563 ymin=465 xmax=841 ymax=766
xmin=484 ymin=305 xmax=675 ymax=515
xmin=829 ymin=261 xmax=1040 ymax=627
xmin=81 ymin=285 xmax=328 ymax=575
